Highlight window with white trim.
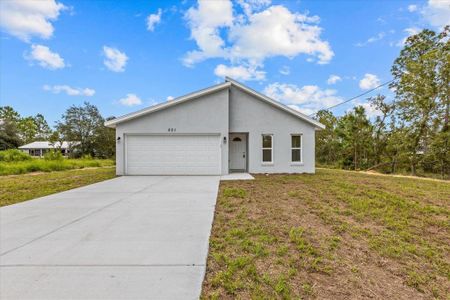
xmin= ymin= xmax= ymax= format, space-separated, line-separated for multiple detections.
xmin=262 ymin=134 xmax=273 ymax=163
xmin=291 ymin=134 xmax=302 ymax=163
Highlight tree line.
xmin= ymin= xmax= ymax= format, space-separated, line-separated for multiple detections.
xmin=315 ymin=26 xmax=449 ymax=178
xmin=0 ymin=102 xmax=115 ymax=158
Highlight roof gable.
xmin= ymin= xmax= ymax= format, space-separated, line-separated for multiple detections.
xmin=225 ymin=77 xmax=324 ymax=129
xmin=105 ymin=78 xmax=324 ymax=129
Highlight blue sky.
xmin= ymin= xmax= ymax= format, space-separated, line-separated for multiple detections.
xmin=1 ymin=0 xmax=449 ymax=126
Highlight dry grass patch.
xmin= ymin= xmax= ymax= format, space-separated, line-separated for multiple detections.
xmin=202 ymin=169 xmax=450 ymax=299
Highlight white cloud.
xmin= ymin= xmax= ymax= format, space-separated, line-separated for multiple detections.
xmin=146 ymin=8 xmax=162 ymax=31
xmin=183 ymin=1 xmax=333 ymax=78
xmin=166 ymin=95 xmax=174 ymax=101
xmin=229 ymin=5 xmax=333 ymax=64
xmin=408 ymin=4 xmax=418 ymax=12
xmin=103 ymin=46 xmax=128 ymax=72
xmin=43 ymin=85 xmax=95 ymax=96
xmin=327 ymin=74 xmax=341 ymax=85
xmin=396 ymin=27 xmax=422 ymax=46
xmin=421 ymin=0 xmax=450 ymax=29
xmin=404 ymin=27 xmax=421 ymax=36
xmin=26 ymin=44 xmax=65 ymax=69
xmin=355 ymin=32 xmax=385 ymax=47
xmin=118 ymin=94 xmax=142 ymax=106
xmin=359 ymin=73 xmax=380 ymax=90
xmin=0 ymin=0 xmax=66 ymax=42
xmin=183 ymin=0 xmax=233 ymax=66
xmin=264 ymin=82 xmax=342 ymax=115
xmin=279 ymin=65 xmax=290 ymax=75
xmin=214 ymin=64 xmax=265 ymax=81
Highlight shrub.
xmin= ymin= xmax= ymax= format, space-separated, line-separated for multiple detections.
xmin=44 ymin=150 xmax=64 ymax=161
xmin=0 ymin=149 xmax=31 ymax=162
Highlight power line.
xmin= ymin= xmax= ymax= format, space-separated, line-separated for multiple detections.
xmin=308 ymin=79 xmax=394 ymax=117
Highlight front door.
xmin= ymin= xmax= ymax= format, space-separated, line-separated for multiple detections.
xmin=229 ymin=133 xmax=247 ymax=171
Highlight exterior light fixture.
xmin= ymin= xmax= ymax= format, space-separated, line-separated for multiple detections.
xmin=223 ymin=136 xmax=227 ymax=144
xmin=117 ymin=137 xmax=121 ymax=142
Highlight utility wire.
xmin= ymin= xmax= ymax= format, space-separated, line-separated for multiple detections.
xmin=308 ymin=79 xmax=394 ymax=117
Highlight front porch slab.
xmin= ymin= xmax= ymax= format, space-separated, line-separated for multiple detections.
xmin=220 ymin=173 xmax=254 ymax=181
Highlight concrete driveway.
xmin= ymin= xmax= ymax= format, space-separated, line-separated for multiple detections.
xmin=0 ymin=176 xmax=220 ymax=299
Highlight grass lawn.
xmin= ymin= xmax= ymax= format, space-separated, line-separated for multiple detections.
xmin=0 ymin=167 xmax=116 ymax=206
xmin=0 ymin=158 xmax=115 ymax=176
xmin=202 ymin=168 xmax=450 ymax=299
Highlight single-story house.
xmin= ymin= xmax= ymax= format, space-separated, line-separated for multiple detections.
xmin=18 ymin=141 xmax=76 ymax=157
xmin=105 ymin=77 xmax=325 ymax=175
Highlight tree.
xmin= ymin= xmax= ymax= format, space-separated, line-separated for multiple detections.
xmin=34 ymin=114 xmax=52 ymax=140
xmin=0 ymin=106 xmax=20 ymax=123
xmin=17 ymin=117 xmax=37 ymax=144
xmin=315 ymin=110 xmax=340 ymax=166
xmin=93 ymin=116 xmax=116 ymax=158
xmin=0 ymin=106 xmax=21 ymax=149
xmin=0 ymin=119 xmax=21 ymax=150
xmin=56 ymin=102 xmax=114 ymax=158
xmin=390 ymin=26 xmax=449 ymax=175
xmin=368 ymin=95 xmax=394 ymax=165
xmin=0 ymin=107 xmax=52 ymax=145
xmin=336 ymin=106 xmax=373 ymax=170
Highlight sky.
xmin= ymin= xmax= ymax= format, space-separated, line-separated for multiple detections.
xmin=1 ymin=0 xmax=449 ymax=127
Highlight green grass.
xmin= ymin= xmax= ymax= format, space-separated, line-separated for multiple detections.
xmin=0 ymin=158 xmax=115 ymax=175
xmin=0 ymin=167 xmax=116 ymax=206
xmin=202 ymin=168 xmax=450 ymax=299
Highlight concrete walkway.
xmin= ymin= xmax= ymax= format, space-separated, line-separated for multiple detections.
xmin=0 ymin=176 xmax=220 ymax=299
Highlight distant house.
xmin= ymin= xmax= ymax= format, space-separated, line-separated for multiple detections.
xmin=18 ymin=141 xmax=77 ymax=157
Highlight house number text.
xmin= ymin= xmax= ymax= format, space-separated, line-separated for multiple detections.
xmin=168 ymin=128 xmax=176 ymax=132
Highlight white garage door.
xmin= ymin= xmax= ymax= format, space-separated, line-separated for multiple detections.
xmin=125 ymin=135 xmax=221 ymax=175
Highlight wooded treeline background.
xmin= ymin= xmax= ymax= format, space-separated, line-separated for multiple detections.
xmin=315 ymin=26 xmax=449 ymax=178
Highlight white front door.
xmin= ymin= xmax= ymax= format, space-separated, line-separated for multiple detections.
xmin=229 ymin=133 xmax=247 ymax=171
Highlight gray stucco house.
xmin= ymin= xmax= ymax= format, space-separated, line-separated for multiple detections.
xmin=105 ymin=78 xmax=324 ymax=175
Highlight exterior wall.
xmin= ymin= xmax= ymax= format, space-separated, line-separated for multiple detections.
xmin=115 ymin=89 xmax=229 ymax=175
xmin=229 ymin=86 xmax=316 ymax=173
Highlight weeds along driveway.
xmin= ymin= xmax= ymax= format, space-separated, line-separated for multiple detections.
xmin=0 ymin=175 xmax=220 ymax=300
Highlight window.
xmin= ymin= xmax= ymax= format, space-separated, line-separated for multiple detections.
xmin=262 ymin=134 xmax=273 ymax=163
xmin=232 ymin=137 xmax=242 ymax=142
xmin=291 ymin=134 xmax=302 ymax=163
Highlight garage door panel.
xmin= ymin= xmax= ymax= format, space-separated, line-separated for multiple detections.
xmin=126 ymin=135 xmax=221 ymax=175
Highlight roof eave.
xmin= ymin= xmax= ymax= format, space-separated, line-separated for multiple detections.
xmin=104 ymin=82 xmax=231 ymax=127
